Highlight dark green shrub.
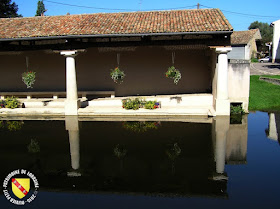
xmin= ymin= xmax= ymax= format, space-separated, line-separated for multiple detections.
xmin=122 ymin=121 xmax=161 ymax=132
xmin=165 ymin=66 xmax=181 ymax=85
xmin=6 ymin=121 xmax=24 ymax=131
xmin=251 ymin=58 xmax=258 ymax=63
xmin=0 ymin=121 xmax=4 ymax=129
xmin=22 ymin=71 xmax=36 ymax=88
xmin=230 ymin=104 xmax=245 ymax=115
xmin=27 ymin=139 xmax=40 ymax=153
xmin=230 ymin=104 xmax=245 ymax=124
xmin=113 ymin=144 xmax=127 ymax=159
xmin=5 ymin=97 xmax=20 ymax=109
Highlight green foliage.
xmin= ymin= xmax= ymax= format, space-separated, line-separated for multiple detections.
xmin=122 ymin=98 xmax=144 ymax=110
xmin=27 ymin=139 xmax=40 ymax=153
xmin=249 ymin=75 xmax=280 ymax=112
xmin=165 ymin=66 xmax=181 ymax=85
xmin=144 ymin=101 xmax=160 ymax=109
xmin=251 ymin=58 xmax=258 ymax=63
xmin=122 ymin=98 xmax=160 ymax=110
xmin=122 ymin=121 xmax=161 ymax=133
xmin=35 ymin=0 xmax=46 ymax=16
xmin=22 ymin=71 xmax=36 ymax=88
xmin=0 ymin=120 xmax=24 ymax=131
xmin=113 ymin=144 xmax=127 ymax=159
xmin=110 ymin=67 xmax=125 ymax=84
xmin=5 ymin=96 xmax=20 ymax=109
xmin=6 ymin=121 xmax=24 ymax=131
xmin=230 ymin=104 xmax=245 ymax=115
xmin=0 ymin=121 xmax=4 ymax=129
xmin=0 ymin=100 xmax=6 ymax=108
xmin=248 ymin=21 xmax=273 ymax=51
xmin=166 ymin=143 xmax=181 ymax=161
xmin=0 ymin=0 xmax=22 ymax=18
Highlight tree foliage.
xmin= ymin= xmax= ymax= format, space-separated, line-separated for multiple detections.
xmin=0 ymin=0 xmax=22 ymax=18
xmin=248 ymin=21 xmax=273 ymax=52
xmin=35 ymin=0 xmax=46 ymax=16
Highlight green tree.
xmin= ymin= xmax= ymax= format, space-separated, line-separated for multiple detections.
xmin=35 ymin=0 xmax=46 ymax=16
xmin=248 ymin=21 xmax=273 ymax=51
xmin=0 ymin=0 xmax=22 ymax=18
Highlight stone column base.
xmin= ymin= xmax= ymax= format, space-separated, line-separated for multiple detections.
xmin=215 ymin=99 xmax=230 ymax=115
xmin=65 ymin=100 xmax=80 ymax=115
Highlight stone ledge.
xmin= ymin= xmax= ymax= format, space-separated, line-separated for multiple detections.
xmin=259 ymin=77 xmax=280 ymax=85
xmin=229 ymin=59 xmax=250 ymax=64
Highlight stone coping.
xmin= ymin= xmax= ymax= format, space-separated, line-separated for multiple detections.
xmin=259 ymin=76 xmax=280 ymax=85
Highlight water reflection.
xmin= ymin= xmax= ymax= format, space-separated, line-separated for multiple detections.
xmin=0 ymin=115 xmax=250 ymax=199
xmin=65 ymin=116 xmax=81 ymax=177
xmin=266 ymin=113 xmax=280 ymax=143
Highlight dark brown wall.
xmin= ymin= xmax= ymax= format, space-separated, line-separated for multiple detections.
xmin=0 ymin=46 xmax=211 ymax=97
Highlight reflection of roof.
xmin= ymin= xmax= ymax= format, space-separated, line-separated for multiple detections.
xmin=0 ymin=9 xmax=233 ymax=40
xmin=231 ymin=29 xmax=262 ymax=45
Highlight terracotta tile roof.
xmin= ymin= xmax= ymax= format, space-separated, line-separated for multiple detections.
xmin=231 ymin=29 xmax=262 ymax=45
xmin=0 ymin=8 xmax=233 ymax=40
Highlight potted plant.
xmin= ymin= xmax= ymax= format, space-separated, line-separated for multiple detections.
xmin=165 ymin=66 xmax=181 ymax=85
xmin=110 ymin=67 xmax=125 ymax=84
xmin=22 ymin=71 xmax=36 ymax=88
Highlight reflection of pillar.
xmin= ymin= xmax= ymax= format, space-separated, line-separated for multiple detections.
xmin=268 ymin=113 xmax=278 ymax=141
xmin=65 ymin=116 xmax=81 ymax=177
xmin=213 ymin=116 xmax=230 ymax=174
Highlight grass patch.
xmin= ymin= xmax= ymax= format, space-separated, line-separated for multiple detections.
xmin=251 ymin=58 xmax=258 ymax=63
xmin=249 ymin=75 xmax=280 ymax=112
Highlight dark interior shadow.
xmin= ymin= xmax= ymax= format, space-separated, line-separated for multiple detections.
xmin=80 ymin=100 xmax=89 ymax=108
xmin=42 ymin=100 xmax=52 ymax=106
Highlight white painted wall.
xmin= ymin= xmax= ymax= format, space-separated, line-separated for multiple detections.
xmin=244 ymin=44 xmax=250 ymax=60
xmin=228 ymin=45 xmax=245 ymax=60
xmin=272 ymin=19 xmax=280 ymax=63
xmin=228 ymin=61 xmax=250 ymax=112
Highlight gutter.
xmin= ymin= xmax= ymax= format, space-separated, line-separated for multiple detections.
xmin=0 ymin=31 xmax=233 ymax=42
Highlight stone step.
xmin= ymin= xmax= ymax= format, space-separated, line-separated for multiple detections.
xmin=79 ymin=106 xmax=213 ymax=116
xmin=89 ymin=94 xmax=213 ymax=107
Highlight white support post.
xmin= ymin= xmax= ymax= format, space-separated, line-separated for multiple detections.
xmin=60 ymin=50 xmax=80 ymax=115
xmin=215 ymin=47 xmax=232 ymax=115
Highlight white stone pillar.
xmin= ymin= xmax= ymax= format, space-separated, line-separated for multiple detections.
xmin=215 ymin=47 xmax=232 ymax=115
xmin=271 ymin=20 xmax=280 ymax=63
xmin=60 ymin=50 xmax=79 ymax=115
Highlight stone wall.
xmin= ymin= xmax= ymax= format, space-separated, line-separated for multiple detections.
xmin=228 ymin=60 xmax=250 ymax=112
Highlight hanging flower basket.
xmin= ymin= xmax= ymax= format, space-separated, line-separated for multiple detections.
xmin=110 ymin=67 xmax=125 ymax=84
xmin=165 ymin=66 xmax=181 ymax=85
xmin=22 ymin=71 xmax=36 ymax=88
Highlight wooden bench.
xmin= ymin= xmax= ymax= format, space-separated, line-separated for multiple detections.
xmin=0 ymin=91 xmax=115 ymax=100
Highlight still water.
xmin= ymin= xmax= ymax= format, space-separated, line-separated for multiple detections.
xmin=0 ymin=111 xmax=279 ymax=209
